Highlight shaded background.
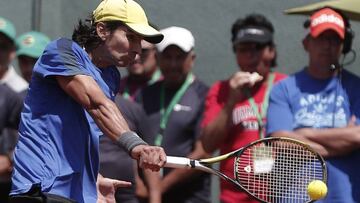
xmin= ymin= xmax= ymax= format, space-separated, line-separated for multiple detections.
xmin=2 ymin=0 xmax=360 ymax=84
xmin=1 ymin=0 xmax=359 ymax=202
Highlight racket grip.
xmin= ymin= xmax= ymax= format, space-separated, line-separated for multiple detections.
xmin=165 ymin=156 xmax=193 ymax=169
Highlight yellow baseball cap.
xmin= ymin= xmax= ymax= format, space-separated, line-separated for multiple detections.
xmin=93 ymin=0 xmax=163 ymax=44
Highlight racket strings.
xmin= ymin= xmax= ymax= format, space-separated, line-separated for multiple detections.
xmin=234 ymin=140 xmax=325 ymax=203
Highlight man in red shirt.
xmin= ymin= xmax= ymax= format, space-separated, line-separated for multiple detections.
xmin=201 ymin=14 xmax=286 ymax=203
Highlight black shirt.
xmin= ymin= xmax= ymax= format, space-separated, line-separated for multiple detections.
xmin=0 ymin=84 xmax=23 ymax=134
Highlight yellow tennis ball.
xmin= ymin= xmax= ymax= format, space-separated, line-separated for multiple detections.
xmin=307 ymin=180 xmax=328 ymax=200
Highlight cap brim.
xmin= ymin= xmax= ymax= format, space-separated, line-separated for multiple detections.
xmin=126 ymin=23 xmax=164 ymax=44
xmin=311 ymin=25 xmax=345 ymax=39
xmin=234 ymin=35 xmax=272 ymax=45
xmin=17 ymin=48 xmax=42 ymax=58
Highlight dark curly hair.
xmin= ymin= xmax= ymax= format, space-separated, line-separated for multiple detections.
xmin=231 ymin=14 xmax=276 ymax=67
xmin=72 ymin=15 xmax=125 ymax=52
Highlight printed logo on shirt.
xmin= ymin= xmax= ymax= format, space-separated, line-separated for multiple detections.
xmin=232 ymin=105 xmax=262 ymax=130
xmin=173 ymin=104 xmax=192 ymax=112
xmin=294 ymin=93 xmax=346 ymax=128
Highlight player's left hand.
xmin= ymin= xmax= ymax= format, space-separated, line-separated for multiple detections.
xmin=97 ymin=175 xmax=132 ymax=203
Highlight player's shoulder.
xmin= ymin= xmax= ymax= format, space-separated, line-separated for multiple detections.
xmin=44 ymin=38 xmax=83 ymax=55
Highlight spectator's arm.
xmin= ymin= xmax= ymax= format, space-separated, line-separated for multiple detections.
xmin=271 ymin=123 xmax=360 ymax=158
xmin=201 ymin=101 xmax=235 ymax=153
xmin=159 ymin=140 xmax=210 ymax=193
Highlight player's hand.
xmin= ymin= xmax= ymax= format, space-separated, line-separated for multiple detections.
xmin=228 ymin=71 xmax=263 ymax=105
xmin=97 ymin=175 xmax=132 ymax=203
xmin=131 ymin=145 xmax=166 ymax=171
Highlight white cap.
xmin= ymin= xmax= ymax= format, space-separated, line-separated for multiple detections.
xmin=156 ymin=26 xmax=195 ymax=52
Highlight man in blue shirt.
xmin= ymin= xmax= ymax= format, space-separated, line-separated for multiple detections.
xmin=9 ymin=0 xmax=167 ymax=202
xmin=267 ymin=8 xmax=360 ymax=203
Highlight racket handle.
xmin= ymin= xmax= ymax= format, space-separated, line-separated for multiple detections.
xmin=165 ymin=156 xmax=193 ymax=169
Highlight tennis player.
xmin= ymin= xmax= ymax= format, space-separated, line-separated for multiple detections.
xmin=9 ymin=0 xmax=166 ymax=202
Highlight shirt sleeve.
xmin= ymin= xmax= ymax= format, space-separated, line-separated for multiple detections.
xmin=194 ymin=82 xmax=209 ymax=139
xmin=201 ymin=81 xmax=225 ymax=128
xmin=34 ymin=38 xmax=91 ymax=78
xmin=266 ymin=82 xmax=294 ymax=135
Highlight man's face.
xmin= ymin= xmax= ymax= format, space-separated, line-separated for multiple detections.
xmin=158 ymin=45 xmax=194 ymax=87
xmin=234 ymin=42 xmax=274 ymax=75
xmin=99 ymin=24 xmax=142 ymax=68
xmin=18 ymin=55 xmax=37 ymax=83
xmin=128 ymin=40 xmax=157 ymax=76
xmin=305 ymin=30 xmax=343 ymax=67
xmin=0 ymin=33 xmax=15 ymax=68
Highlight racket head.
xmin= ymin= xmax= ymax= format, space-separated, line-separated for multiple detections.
xmin=234 ymin=137 xmax=327 ymax=203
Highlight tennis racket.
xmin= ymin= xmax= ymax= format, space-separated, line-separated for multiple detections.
xmin=165 ymin=137 xmax=327 ymax=203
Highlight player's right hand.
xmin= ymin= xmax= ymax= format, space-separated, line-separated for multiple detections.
xmin=131 ymin=145 xmax=167 ymax=171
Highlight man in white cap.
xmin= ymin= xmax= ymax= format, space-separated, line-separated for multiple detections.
xmin=9 ymin=0 xmax=167 ymax=202
xmin=136 ymin=26 xmax=210 ymax=203
xmin=267 ymin=7 xmax=360 ymax=202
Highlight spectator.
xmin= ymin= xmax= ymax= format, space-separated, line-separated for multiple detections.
xmin=0 ymin=17 xmax=27 ymax=203
xmin=0 ymin=84 xmax=23 ymax=203
xmin=120 ymin=38 xmax=161 ymax=101
xmin=16 ymin=31 xmax=51 ymax=83
xmin=201 ymin=14 xmax=286 ymax=203
xmin=0 ymin=17 xmax=28 ymax=92
xmin=137 ymin=26 xmax=210 ymax=203
xmin=266 ymin=8 xmax=360 ymax=203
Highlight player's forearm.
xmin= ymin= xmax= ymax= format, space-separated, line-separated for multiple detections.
xmin=56 ymin=75 xmax=148 ymax=155
xmin=87 ymin=99 xmax=130 ymax=140
xmin=56 ymin=75 xmax=131 ymax=140
xmin=201 ymin=104 xmax=234 ymax=153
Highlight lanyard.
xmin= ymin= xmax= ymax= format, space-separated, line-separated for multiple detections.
xmin=244 ymin=73 xmax=275 ymax=139
xmin=154 ymin=73 xmax=195 ymax=146
xmin=148 ymin=69 xmax=161 ymax=85
xmin=122 ymin=85 xmax=131 ymax=100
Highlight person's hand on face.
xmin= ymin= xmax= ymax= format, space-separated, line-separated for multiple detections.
xmin=228 ymin=71 xmax=263 ymax=105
